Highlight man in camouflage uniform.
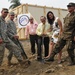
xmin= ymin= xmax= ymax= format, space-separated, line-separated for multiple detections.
xmin=45 ymin=2 xmax=75 ymax=66
xmin=0 ymin=8 xmax=28 ymax=66
xmin=7 ymin=11 xmax=30 ymax=65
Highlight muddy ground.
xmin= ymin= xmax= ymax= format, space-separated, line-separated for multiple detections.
xmin=0 ymin=40 xmax=75 ymax=75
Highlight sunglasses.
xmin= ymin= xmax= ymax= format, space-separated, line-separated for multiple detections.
xmin=4 ymin=12 xmax=9 ymax=13
xmin=67 ymin=5 xmax=73 ymax=7
xmin=10 ymin=15 xmax=15 ymax=16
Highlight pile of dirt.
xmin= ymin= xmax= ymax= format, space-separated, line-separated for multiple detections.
xmin=0 ymin=40 xmax=75 ymax=75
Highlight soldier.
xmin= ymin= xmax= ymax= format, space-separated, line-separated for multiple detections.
xmin=45 ymin=2 xmax=75 ymax=66
xmin=7 ymin=12 xmax=30 ymax=65
xmin=0 ymin=8 xmax=28 ymax=66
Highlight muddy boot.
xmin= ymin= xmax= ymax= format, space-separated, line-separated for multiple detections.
xmin=21 ymin=53 xmax=30 ymax=64
xmin=45 ymin=52 xmax=56 ymax=62
xmin=68 ymin=57 xmax=75 ymax=66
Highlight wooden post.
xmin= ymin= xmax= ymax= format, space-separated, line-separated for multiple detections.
xmin=25 ymin=3 xmax=28 ymax=13
xmin=58 ymin=8 xmax=61 ymax=19
xmin=43 ymin=6 xmax=46 ymax=16
xmin=16 ymin=7 xmax=21 ymax=39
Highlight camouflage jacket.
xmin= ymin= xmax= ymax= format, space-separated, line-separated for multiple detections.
xmin=7 ymin=20 xmax=17 ymax=38
xmin=62 ymin=12 xmax=75 ymax=40
xmin=0 ymin=16 xmax=9 ymax=42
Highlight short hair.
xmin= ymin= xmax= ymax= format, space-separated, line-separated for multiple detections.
xmin=29 ymin=17 xmax=33 ymax=20
xmin=40 ymin=16 xmax=46 ymax=19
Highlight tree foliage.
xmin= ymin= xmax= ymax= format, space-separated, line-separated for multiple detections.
xmin=9 ymin=0 xmax=21 ymax=9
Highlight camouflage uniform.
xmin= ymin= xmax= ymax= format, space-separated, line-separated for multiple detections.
xmin=0 ymin=16 xmax=24 ymax=66
xmin=46 ymin=11 xmax=75 ymax=64
xmin=7 ymin=19 xmax=28 ymax=61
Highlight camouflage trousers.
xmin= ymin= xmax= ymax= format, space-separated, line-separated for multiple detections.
xmin=0 ymin=39 xmax=23 ymax=66
xmin=8 ymin=38 xmax=28 ymax=61
xmin=52 ymin=38 xmax=75 ymax=59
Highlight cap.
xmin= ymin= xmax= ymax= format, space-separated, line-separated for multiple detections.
xmin=9 ymin=12 xmax=15 ymax=15
xmin=67 ymin=2 xmax=75 ymax=7
xmin=2 ymin=8 xmax=9 ymax=13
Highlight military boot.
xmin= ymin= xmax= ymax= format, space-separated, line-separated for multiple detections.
xmin=68 ymin=57 xmax=75 ymax=66
xmin=45 ymin=52 xmax=56 ymax=62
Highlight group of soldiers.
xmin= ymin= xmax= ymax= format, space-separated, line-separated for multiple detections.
xmin=0 ymin=2 xmax=75 ymax=68
xmin=0 ymin=8 xmax=30 ymax=67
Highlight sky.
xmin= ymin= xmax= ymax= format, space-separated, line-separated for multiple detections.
xmin=0 ymin=0 xmax=75 ymax=12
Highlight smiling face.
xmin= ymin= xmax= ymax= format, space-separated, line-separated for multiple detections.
xmin=9 ymin=12 xmax=15 ymax=20
xmin=29 ymin=17 xmax=34 ymax=24
xmin=67 ymin=3 xmax=75 ymax=13
xmin=48 ymin=13 xmax=54 ymax=19
xmin=40 ymin=16 xmax=46 ymax=24
xmin=1 ymin=9 xmax=9 ymax=18
xmin=67 ymin=6 xmax=75 ymax=13
xmin=47 ymin=11 xmax=55 ymax=25
xmin=10 ymin=15 xmax=15 ymax=20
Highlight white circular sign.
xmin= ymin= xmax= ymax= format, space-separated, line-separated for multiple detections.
xmin=19 ymin=15 xmax=29 ymax=26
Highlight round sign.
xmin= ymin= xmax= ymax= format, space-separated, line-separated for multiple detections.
xmin=19 ymin=15 xmax=29 ymax=26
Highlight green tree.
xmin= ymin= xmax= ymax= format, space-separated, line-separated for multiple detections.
xmin=9 ymin=0 xmax=21 ymax=9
